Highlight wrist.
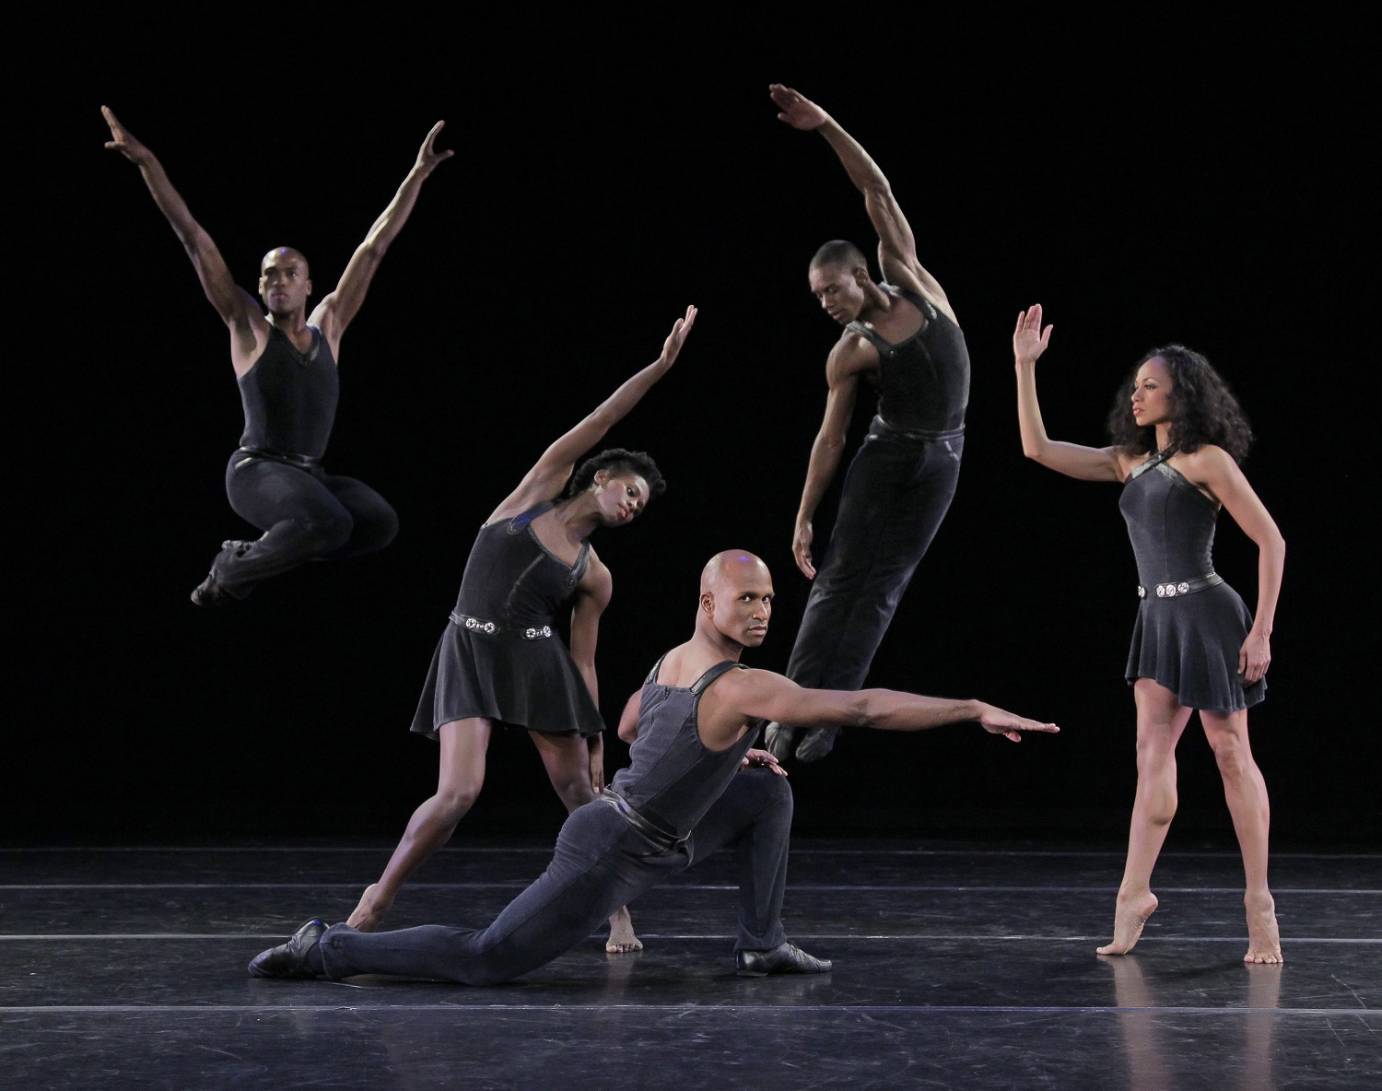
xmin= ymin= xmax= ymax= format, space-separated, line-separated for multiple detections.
xmin=964 ymin=699 xmax=986 ymax=722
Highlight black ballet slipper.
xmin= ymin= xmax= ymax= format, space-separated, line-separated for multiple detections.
xmin=190 ymin=541 xmax=255 ymax=607
xmin=794 ymin=726 xmax=840 ymax=763
xmin=735 ymin=942 xmax=832 ymax=977
xmin=248 ymin=918 xmax=327 ymax=979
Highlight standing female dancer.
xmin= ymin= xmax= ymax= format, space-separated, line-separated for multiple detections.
xmin=1012 ymin=304 xmax=1284 ymax=964
xmin=348 ymin=307 xmax=697 ymax=953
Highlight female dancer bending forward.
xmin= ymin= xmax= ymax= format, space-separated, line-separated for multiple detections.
xmin=1012 ymin=305 xmax=1284 ymax=964
xmin=349 ymin=307 xmax=698 ymax=953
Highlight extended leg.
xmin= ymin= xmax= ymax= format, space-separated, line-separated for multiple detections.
xmin=1201 ymin=709 xmax=1282 ymax=964
xmin=529 ymin=730 xmax=641 ymax=954
xmin=320 ymin=804 xmax=677 ymax=985
xmin=1097 ymin=680 xmax=1193 ymax=956
xmin=347 ymin=718 xmax=491 ymax=931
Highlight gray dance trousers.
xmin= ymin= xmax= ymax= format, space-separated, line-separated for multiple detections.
xmin=317 ymin=768 xmax=793 ymax=985
xmin=786 ymin=422 xmax=963 ymax=693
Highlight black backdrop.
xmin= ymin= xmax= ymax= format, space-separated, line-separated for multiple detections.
xmin=11 ymin=30 xmax=1373 ymax=846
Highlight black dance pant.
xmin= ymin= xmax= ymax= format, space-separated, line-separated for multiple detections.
xmin=317 ymin=768 xmax=793 ymax=985
xmin=217 ymin=450 xmax=398 ymax=594
xmin=785 ymin=420 xmax=963 ymax=698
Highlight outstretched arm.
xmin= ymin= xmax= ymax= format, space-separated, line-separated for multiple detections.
xmin=313 ymin=121 xmax=454 ymax=356
xmin=492 ymin=307 xmax=697 ymax=517
xmin=792 ymin=348 xmax=859 ymax=579
xmin=101 ymin=107 xmax=259 ymax=350
xmin=769 ymin=84 xmax=953 ymax=320
xmin=1012 ymin=304 xmax=1124 ymax=482
xmin=716 ymin=670 xmax=1059 ymax=747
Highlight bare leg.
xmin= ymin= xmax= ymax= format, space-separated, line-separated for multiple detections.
xmin=347 ymin=718 xmax=492 ymax=931
xmin=529 ymin=730 xmax=641 ymax=954
xmin=1202 ymin=709 xmax=1283 ymax=964
xmin=1098 ymin=680 xmax=1193 ymax=956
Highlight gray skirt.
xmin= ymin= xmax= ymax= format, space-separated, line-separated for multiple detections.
xmin=1125 ymin=581 xmax=1266 ymax=712
xmin=409 ymin=620 xmax=605 ymax=739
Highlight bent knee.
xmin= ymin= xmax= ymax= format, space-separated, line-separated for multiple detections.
xmin=302 ymin=511 xmax=355 ymax=552
xmin=435 ymin=784 xmax=482 ymax=822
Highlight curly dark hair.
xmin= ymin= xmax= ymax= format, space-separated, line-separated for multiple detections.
xmin=564 ymin=448 xmax=667 ymax=501
xmin=1106 ymin=344 xmax=1254 ymax=463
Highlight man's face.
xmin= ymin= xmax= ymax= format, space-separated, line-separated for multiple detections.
xmin=591 ymin=470 xmax=651 ymax=527
xmin=707 ymin=561 xmax=774 ymax=648
xmin=808 ymin=262 xmax=866 ymax=325
xmin=259 ymin=249 xmax=312 ymax=316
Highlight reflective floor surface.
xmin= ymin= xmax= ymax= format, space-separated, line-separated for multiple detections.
xmin=3 ymin=841 xmax=1378 ymax=1088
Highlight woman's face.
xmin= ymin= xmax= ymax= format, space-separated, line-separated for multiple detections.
xmin=592 ymin=471 xmax=651 ymax=527
xmin=1131 ymin=357 xmax=1174 ymax=429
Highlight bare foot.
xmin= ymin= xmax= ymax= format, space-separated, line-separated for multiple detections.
xmin=605 ymin=905 xmax=642 ymax=954
xmin=1096 ymin=891 xmax=1159 ymax=956
xmin=346 ymin=883 xmax=393 ymax=932
xmin=1243 ymin=892 xmax=1283 ymax=964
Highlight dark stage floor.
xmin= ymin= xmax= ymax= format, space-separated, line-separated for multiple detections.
xmin=3 ymin=840 xmax=1378 ymax=1089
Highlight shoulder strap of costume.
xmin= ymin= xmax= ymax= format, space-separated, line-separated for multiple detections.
xmin=883 ymin=282 xmax=938 ymax=321
xmin=846 ymin=320 xmax=893 ymax=357
xmin=689 ymin=660 xmax=745 ymax=696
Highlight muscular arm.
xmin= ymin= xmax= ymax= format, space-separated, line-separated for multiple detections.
xmin=490 ymin=307 xmax=696 ymax=520
xmin=709 ymin=670 xmax=1058 ymax=749
xmin=769 ymin=84 xmax=954 ymax=321
xmin=616 ymin=690 xmax=641 ymax=744
xmin=101 ymin=107 xmax=259 ymax=357
xmin=793 ymin=348 xmax=860 ymax=578
xmin=1185 ymin=447 xmax=1285 ymax=683
xmin=1012 ymin=305 xmax=1124 ymax=482
xmin=313 ymin=122 xmax=453 ymax=357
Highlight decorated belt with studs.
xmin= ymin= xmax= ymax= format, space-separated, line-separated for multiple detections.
xmin=1137 ymin=573 xmax=1224 ymax=600
xmin=449 ymin=610 xmax=553 ymax=640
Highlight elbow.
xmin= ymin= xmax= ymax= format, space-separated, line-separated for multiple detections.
xmin=617 ymin=723 xmax=637 ymax=744
xmin=1021 ymin=442 xmax=1046 ymax=463
xmin=849 ymin=693 xmax=875 ymax=729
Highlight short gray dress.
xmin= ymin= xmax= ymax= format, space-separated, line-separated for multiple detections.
xmin=410 ymin=502 xmax=604 ymax=738
xmin=1120 ymin=450 xmax=1265 ymax=712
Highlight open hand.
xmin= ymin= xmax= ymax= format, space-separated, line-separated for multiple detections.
xmin=658 ymin=305 xmax=698 ymax=367
xmin=1013 ymin=304 xmax=1053 ymax=366
xmin=769 ymin=84 xmax=830 ymax=131
xmin=742 ymin=749 xmax=788 ymax=776
xmin=415 ymin=120 xmax=455 ymax=175
xmin=976 ymin=701 xmax=1060 ymax=743
xmin=101 ymin=106 xmax=150 ymax=165
xmin=792 ymin=520 xmax=816 ymax=580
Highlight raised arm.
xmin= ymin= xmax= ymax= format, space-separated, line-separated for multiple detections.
xmin=493 ymin=307 xmax=697 ymax=517
xmin=714 ymin=670 xmax=1058 ymax=747
xmin=792 ymin=347 xmax=860 ymax=579
xmin=769 ymin=84 xmax=953 ymax=320
xmin=312 ymin=121 xmax=453 ymax=357
xmin=101 ymin=107 xmax=260 ymax=354
xmin=1012 ymin=304 xmax=1124 ymax=482
xmin=1183 ymin=447 xmax=1285 ymax=685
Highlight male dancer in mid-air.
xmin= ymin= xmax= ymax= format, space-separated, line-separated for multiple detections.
xmin=101 ymin=107 xmax=452 ymax=605
xmin=763 ymin=84 xmax=972 ymax=764
xmin=249 ymin=551 xmax=1056 ymax=985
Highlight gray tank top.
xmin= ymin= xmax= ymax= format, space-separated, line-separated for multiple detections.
xmin=608 ymin=658 xmax=756 ymax=839
xmin=1119 ymin=449 xmax=1220 ymax=586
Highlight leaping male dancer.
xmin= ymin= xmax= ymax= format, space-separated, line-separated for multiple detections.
xmin=101 ymin=107 xmax=452 ymax=605
xmin=763 ymin=84 xmax=971 ymax=764
xmin=249 ymin=551 xmax=1056 ymax=985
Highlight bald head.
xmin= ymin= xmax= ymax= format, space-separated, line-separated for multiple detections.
xmin=700 ymin=550 xmax=771 ymax=594
xmin=261 ymin=246 xmax=310 ymax=277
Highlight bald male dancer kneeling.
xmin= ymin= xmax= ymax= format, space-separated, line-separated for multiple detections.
xmin=250 ymin=551 xmax=1058 ymax=984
